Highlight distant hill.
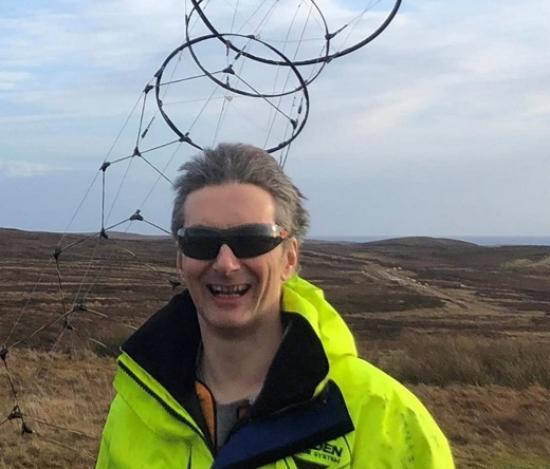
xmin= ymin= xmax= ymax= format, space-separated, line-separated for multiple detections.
xmin=102 ymin=231 xmax=171 ymax=241
xmin=362 ymin=236 xmax=478 ymax=249
xmin=0 ymin=227 xmax=170 ymax=241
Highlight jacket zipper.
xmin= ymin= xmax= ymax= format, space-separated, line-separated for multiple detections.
xmin=118 ymin=360 xmax=215 ymax=457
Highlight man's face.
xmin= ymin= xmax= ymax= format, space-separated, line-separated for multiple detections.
xmin=176 ymin=183 xmax=297 ymax=335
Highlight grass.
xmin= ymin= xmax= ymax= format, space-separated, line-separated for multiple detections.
xmin=1 ymin=338 xmax=550 ymax=468
xmin=411 ymin=383 xmax=550 ymax=468
xmin=365 ymin=333 xmax=550 ymax=388
xmin=360 ymin=333 xmax=550 ymax=467
xmin=0 ymin=349 xmax=114 ymax=468
xmin=3 ymin=229 xmax=550 ymax=467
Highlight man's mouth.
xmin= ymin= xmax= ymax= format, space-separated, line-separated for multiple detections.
xmin=207 ymin=284 xmax=251 ymax=297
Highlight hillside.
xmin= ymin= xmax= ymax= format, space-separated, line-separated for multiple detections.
xmin=1 ymin=229 xmax=550 ymax=468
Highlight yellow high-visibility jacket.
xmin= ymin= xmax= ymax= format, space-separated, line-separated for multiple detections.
xmin=96 ymin=275 xmax=454 ymax=468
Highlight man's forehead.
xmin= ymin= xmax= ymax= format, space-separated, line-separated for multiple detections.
xmin=183 ymin=183 xmax=277 ymax=227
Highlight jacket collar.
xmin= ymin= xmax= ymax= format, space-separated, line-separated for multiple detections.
xmin=121 ymin=289 xmax=329 ymax=418
xmin=121 ymin=290 xmax=199 ymax=407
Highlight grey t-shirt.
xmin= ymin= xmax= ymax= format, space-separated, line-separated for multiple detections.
xmin=195 ymin=347 xmax=257 ymax=448
xmin=215 ymin=397 xmax=254 ymax=448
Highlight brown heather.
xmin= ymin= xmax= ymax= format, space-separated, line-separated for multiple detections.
xmin=2 ymin=229 xmax=550 ymax=467
xmin=368 ymin=334 xmax=550 ymax=388
xmin=0 ymin=349 xmax=115 ymax=468
xmin=2 ymin=341 xmax=550 ymax=468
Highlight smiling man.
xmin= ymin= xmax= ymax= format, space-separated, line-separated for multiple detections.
xmin=96 ymin=143 xmax=454 ymax=468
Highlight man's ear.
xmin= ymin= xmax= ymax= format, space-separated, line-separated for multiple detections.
xmin=281 ymin=237 xmax=298 ymax=281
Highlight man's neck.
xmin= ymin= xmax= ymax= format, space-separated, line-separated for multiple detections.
xmin=198 ymin=316 xmax=284 ymax=405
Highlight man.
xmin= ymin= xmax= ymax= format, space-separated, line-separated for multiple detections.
xmin=96 ymin=143 xmax=454 ymax=468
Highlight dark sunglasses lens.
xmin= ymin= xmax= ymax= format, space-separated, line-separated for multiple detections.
xmin=227 ymin=236 xmax=282 ymax=258
xmin=180 ymin=238 xmax=221 ymax=260
xmin=178 ymin=224 xmax=286 ymax=260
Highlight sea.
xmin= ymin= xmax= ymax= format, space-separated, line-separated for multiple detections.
xmin=309 ymin=236 xmax=550 ymax=247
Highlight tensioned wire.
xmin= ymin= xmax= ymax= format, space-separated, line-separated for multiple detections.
xmin=264 ymin=0 xmax=314 ymax=149
xmin=15 ymin=85 xmax=155 ymax=351
xmin=56 ymin=89 xmax=145 ymax=247
xmin=181 ymin=0 xmax=313 ymax=149
xmin=336 ymin=0 xmax=384 ymax=52
xmin=3 ymin=0 xmax=311 ymax=351
xmin=279 ymin=96 xmax=301 ymax=167
xmin=204 ymin=0 xmax=314 ymax=151
xmin=101 ymin=54 xmax=187 ymax=229
xmin=6 ymin=0 xmax=269 ymax=362
xmin=196 ymin=28 xmax=307 ymax=110
xmin=105 ymin=5 xmax=316 ymax=216
xmin=2 ymin=0 xmax=401 ymax=452
xmin=102 ymin=47 xmax=189 ymax=227
xmin=6 ymin=1 xmax=189 ymax=439
xmin=35 ymin=432 xmax=96 ymax=462
xmin=0 ymin=86 xmax=143 ymax=346
xmin=65 ymin=81 xmax=193 ymax=325
xmin=192 ymin=0 xmax=400 ymax=65
xmin=5 ymin=44 xmax=291 ymax=425
xmin=65 ymin=94 xmax=184 ymax=331
xmin=161 ymin=37 xmax=308 ymax=152
xmin=212 ymin=93 xmax=231 ymax=146
xmin=185 ymin=0 xmax=314 ymax=96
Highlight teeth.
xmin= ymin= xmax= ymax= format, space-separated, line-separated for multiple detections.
xmin=209 ymin=284 xmax=249 ymax=296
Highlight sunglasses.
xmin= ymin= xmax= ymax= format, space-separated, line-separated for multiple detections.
xmin=176 ymin=223 xmax=290 ymax=260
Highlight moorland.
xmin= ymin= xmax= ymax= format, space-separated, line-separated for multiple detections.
xmin=1 ymin=228 xmax=550 ymax=468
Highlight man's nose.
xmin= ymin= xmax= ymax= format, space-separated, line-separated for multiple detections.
xmin=212 ymin=244 xmax=241 ymax=273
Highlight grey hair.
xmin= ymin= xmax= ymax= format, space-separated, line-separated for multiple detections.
xmin=171 ymin=143 xmax=309 ymax=242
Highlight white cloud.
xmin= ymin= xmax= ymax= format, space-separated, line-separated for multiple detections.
xmin=2 ymin=0 xmax=550 ymax=234
xmin=0 ymin=71 xmax=32 ymax=91
xmin=0 ymin=160 xmax=64 ymax=178
xmin=352 ymin=85 xmax=438 ymax=135
xmin=0 ymin=1 xmax=186 ymax=70
xmin=521 ymin=93 xmax=550 ymax=119
xmin=295 ymin=0 xmax=550 ymax=163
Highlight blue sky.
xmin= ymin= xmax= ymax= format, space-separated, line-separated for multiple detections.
xmin=1 ymin=0 xmax=549 ymax=237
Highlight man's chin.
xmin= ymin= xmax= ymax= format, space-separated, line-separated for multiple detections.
xmin=202 ymin=313 xmax=258 ymax=338
xmin=197 ymin=299 xmax=255 ymax=333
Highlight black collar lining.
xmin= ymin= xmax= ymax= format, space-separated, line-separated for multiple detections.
xmin=121 ymin=291 xmax=329 ymax=420
xmin=120 ymin=291 xmax=353 ymax=466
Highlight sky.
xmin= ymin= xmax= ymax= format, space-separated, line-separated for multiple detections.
xmin=1 ymin=0 xmax=549 ymax=238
